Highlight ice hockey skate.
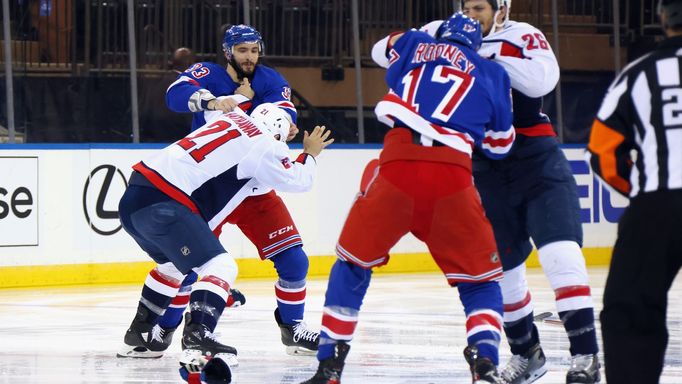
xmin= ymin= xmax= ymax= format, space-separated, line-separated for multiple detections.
xmin=566 ymin=354 xmax=600 ymax=384
xmin=463 ymin=345 xmax=509 ymax=384
xmin=300 ymin=341 xmax=350 ymax=384
xmin=274 ymin=308 xmax=319 ymax=355
xmin=500 ymin=343 xmax=547 ymax=384
xmin=181 ymin=313 xmax=239 ymax=367
xmin=117 ymin=304 xmax=175 ymax=358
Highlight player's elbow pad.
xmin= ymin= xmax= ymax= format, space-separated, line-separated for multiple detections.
xmin=371 ymin=36 xmax=391 ymax=68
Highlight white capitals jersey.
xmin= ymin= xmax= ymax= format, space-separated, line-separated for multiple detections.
xmin=132 ymin=108 xmax=315 ymax=230
xmin=477 ymin=21 xmax=560 ymax=133
xmin=477 ymin=21 xmax=560 ymax=98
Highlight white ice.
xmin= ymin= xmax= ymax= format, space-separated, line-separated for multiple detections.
xmin=1 ymin=267 xmax=681 ymax=383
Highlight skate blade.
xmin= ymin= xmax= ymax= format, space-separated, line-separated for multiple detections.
xmin=116 ymin=345 xmax=164 ymax=358
xmin=285 ymin=345 xmax=317 ymax=356
xmin=519 ymin=366 xmax=548 ymax=384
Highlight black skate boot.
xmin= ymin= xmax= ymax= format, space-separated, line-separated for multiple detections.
xmin=275 ymin=308 xmax=320 ymax=355
xmin=300 ymin=341 xmax=350 ymax=384
xmin=181 ymin=313 xmax=238 ymax=365
xmin=117 ymin=304 xmax=174 ymax=358
xmin=464 ymin=345 xmax=509 ymax=384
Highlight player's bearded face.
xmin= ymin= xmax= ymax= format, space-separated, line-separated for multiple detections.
xmin=463 ymin=0 xmax=495 ymax=35
xmin=231 ymin=43 xmax=260 ymax=74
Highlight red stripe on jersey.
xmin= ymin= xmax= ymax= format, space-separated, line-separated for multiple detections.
xmin=170 ymin=294 xmax=190 ymax=306
xmin=132 ymin=162 xmax=200 ymax=214
xmin=238 ymin=101 xmax=253 ymax=112
xmin=500 ymin=42 xmax=525 ymax=58
xmin=516 ymin=123 xmax=556 ymax=137
xmin=504 ymin=291 xmax=531 ymax=312
xmin=295 ymin=153 xmax=310 ymax=164
xmin=555 ymin=285 xmax=591 ymax=301
xmin=483 ymin=133 xmax=515 ymax=148
xmin=386 ymin=30 xmax=404 ymax=51
xmin=188 ymin=78 xmax=200 ymax=87
xmin=275 ymin=286 xmax=307 ymax=302
xmin=466 ymin=313 xmax=502 ymax=330
xmin=149 ymin=268 xmax=181 ymax=288
xmin=201 ymin=275 xmax=231 ymax=292
xmin=322 ymin=313 xmax=357 ymax=337
xmin=275 ymin=101 xmax=296 ymax=109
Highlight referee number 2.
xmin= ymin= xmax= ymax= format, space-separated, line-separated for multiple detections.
xmin=662 ymin=88 xmax=682 ymax=127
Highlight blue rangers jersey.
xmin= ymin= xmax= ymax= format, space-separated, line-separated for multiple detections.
xmin=166 ymin=61 xmax=297 ymax=131
xmin=372 ymin=30 xmax=515 ymax=159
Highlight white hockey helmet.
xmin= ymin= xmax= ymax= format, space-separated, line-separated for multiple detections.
xmin=250 ymin=103 xmax=291 ymax=142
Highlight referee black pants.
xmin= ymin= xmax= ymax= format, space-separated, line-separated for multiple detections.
xmin=601 ymin=190 xmax=682 ymax=383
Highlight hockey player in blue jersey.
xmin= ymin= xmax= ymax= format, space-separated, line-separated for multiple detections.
xmin=166 ymin=24 xmax=298 ymax=134
xmin=133 ymin=24 xmax=320 ymax=358
xmin=301 ymin=13 xmax=514 ymax=384
xmin=418 ymin=1 xmax=601 ymax=383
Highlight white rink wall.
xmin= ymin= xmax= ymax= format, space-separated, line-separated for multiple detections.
xmin=0 ymin=145 xmax=628 ymax=268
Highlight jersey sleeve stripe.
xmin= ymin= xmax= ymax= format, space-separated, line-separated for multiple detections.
xmin=500 ymin=41 xmax=525 ymax=58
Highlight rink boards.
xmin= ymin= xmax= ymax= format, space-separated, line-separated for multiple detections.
xmin=0 ymin=144 xmax=628 ymax=288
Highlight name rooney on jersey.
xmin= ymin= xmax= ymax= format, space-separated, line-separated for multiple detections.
xmin=411 ymin=43 xmax=475 ymax=74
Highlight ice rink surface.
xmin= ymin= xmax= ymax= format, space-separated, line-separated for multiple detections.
xmin=1 ymin=267 xmax=681 ymax=383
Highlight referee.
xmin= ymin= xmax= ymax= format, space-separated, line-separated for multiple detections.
xmin=587 ymin=0 xmax=682 ymax=382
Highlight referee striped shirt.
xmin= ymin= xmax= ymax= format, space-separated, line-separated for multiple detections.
xmin=587 ymin=35 xmax=682 ymax=198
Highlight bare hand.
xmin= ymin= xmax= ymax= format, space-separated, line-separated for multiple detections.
xmin=302 ymin=126 xmax=334 ymax=157
xmin=235 ymin=78 xmax=255 ymax=99
xmin=286 ymin=123 xmax=300 ymax=142
xmin=207 ymin=98 xmax=238 ymax=113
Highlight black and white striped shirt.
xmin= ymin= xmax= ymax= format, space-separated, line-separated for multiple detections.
xmin=587 ymin=35 xmax=682 ymax=198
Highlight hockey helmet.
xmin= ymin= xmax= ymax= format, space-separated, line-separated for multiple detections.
xmin=250 ymin=103 xmax=291 ymax=142
xmin=437 ymin=12 xmax=483 ymax=50
xmin=223 ymin=24 xmax=264 ymax=57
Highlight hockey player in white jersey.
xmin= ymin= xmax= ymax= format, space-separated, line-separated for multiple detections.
xmin=117 ymin=104 xmax=333 ymax=367
xmin=422 ymin=1 xmax=601 ymax=383
xmin=463 ymin=2 xmax=600 ymax=383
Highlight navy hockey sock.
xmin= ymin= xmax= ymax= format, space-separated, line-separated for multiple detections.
xmin=503 ymin=313 xmax=540 ymax=356
xmin=139 ymin=268 xmax=182 ymax=324
xmin=189 ymin=276 xmax=230 ymax=332
xmin=560 ymin=307 xmax=599 ymax=355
